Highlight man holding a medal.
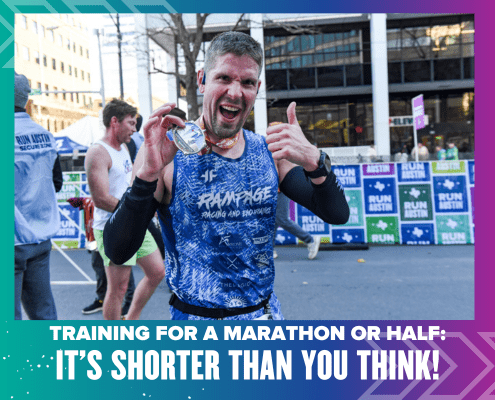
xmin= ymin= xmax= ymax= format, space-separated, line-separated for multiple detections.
xmin=104 ymin=31 xmax=349 ymax=320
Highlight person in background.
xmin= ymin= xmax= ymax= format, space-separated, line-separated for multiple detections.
xmin=85 ymin=99 xmax=165 ymax=320
xmin=412 ymin=142 xmax=429 ymax=161
xmin=15 ymin=72 xmax=61 ymax=320
xmin=67 ymin=197 xmax=136 ymax=317
xmin=273 ymin=191 xmax=320 ymax=260
xmin=436 ymin=145 xmax=447 ymax=161
xmin=446 ymin=142 xmax=459 ymax=160
xmin=368 ymin=144 xmax=377 ymax=162
xmin=399 ymin=144 xmax=409 ymax=163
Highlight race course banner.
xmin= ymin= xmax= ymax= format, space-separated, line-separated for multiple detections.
xmin=278 ymin=160 xmax=474 ymax=246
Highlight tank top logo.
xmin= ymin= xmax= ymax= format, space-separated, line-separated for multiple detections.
xmin=124 ymin=159 xmax=132 ymax=174
xmin=197 ymin=186 xmax=273 ymax=210
xmin=197 ymin=186 xmax=274 ymax=220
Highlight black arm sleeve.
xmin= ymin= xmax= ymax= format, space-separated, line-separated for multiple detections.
xmin=52 ymin=154 xmax=63 ymax=193
xmin=103 ymin=177 xmax=159 ymax=265
xmin=280 ymin=166 xmax=350 ymax=225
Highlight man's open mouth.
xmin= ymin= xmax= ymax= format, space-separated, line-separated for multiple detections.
xmin=220 ymin=105 xmax=240 ymax=120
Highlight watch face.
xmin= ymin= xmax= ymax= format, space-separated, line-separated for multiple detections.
xmin=323 ymin=152 xmax=332 ymax=171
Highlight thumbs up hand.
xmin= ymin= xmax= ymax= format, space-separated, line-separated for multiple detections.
xmin=266 ymin=101 xmax=321 ymax=173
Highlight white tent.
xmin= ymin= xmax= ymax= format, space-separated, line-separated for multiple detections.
xmin=53 ymin=116 xmax=105 ymax=148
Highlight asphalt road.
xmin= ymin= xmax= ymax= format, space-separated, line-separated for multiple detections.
xmin=46 ymin=244 xmax=474 ymax=321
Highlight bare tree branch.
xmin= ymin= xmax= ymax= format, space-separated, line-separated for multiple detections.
xmin=263 ymin=17 xmax=321 ymax=35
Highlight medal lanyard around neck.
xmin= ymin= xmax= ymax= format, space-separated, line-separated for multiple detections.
xmin=199 ymin=116 xmax=241 ymax=155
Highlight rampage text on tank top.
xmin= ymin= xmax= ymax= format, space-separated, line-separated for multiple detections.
xmin=159 ymin=130 xmax=279 ymax=309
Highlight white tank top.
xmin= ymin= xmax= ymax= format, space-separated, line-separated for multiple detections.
xmin=92 ymin=140 xmax=133 ymax=230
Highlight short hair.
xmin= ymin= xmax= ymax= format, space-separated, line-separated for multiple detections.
xmin=204 ymin=31 xmax=263 ymax=77
xmin=102 ymin=99 xmax=137 ymax=128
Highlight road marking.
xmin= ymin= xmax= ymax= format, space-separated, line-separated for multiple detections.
xmin=51 ymin=281 xmax=96 ymax=285
xmin=51 ymin=241 xmax=94 ymax=282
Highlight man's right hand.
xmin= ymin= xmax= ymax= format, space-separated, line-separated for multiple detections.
xmin=137 ymin=103 xmax=185 ymax=182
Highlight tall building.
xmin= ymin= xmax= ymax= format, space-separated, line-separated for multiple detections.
xmin=14 ymin=14 xmax=99 ymax=133
xmin=148 ymin=13 xmax=474 ymax=159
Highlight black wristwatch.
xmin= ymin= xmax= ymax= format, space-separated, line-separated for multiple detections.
xmin=304 ymin=150 xmax=332 ymax=179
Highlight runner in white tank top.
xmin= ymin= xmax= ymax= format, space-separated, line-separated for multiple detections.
xmin=92 ymin=140 xmax=133 ymax=230
xmin=85 ymin=99 xmax=165 ymax=321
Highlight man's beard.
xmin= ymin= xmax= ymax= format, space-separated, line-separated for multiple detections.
xmin=211 ymin=115 xmax=243 ymax=140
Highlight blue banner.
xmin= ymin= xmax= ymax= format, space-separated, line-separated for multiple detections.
xmin=332 ymin=228 xmax=366 ymax=244
xmin=433 ymin=176 xmax=469 ymax=213
xmin=332 ymin=165 xmax=361 ymax=188
xmin=397 ymin=162 xmax=431 ymax=182
xmin=401 ymin=223 xmax=435 ymax=245
xmin=363 ymin=177 xmax=398 ymax=214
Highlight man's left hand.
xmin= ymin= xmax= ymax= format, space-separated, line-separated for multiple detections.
xmin=266 ymin=101 xmax=320 ymax=172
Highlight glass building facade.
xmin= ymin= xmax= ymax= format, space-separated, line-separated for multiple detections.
xmin=259 ymin=14 xmax=474 ymax=158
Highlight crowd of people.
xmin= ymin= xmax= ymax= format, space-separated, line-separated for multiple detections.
xmin=393 ymin=141 xmax=460 ymax=162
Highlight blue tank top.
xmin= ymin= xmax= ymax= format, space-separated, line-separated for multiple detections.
xmin=159 ymin=129 xmax=278 ymax=309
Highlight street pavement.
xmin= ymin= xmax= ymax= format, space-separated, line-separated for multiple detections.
xmin=47 ymin=244 xmax=474 ymax=321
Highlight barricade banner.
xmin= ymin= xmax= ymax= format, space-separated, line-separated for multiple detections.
xmin=54 ymin=172 xmax=88 ymax=249
xmin=278 ymin=160 xmax=474 ymax=245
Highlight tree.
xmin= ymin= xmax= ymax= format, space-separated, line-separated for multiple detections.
xmin=143 ymin=14 xmax=319 ymax=120
xmin=146 ymin=14 xmax=249 ymax=120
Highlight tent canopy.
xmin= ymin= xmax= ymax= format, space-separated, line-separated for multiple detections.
xmin=53 ymin=116 xmax=105 ymax=148
xmin=55 ymin=136 xmax=88 ymax=154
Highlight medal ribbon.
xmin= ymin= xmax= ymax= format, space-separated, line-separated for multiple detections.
xmin=198 ymin=116 xmax=241 ymax=155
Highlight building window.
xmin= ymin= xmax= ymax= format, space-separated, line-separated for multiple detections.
xmin=52 ymin=58 xmax=56 ymax=70
xmin=434 ymin=58 xmax=461 ymax=81
xmin=54 ymin=120 xmax=57 ymax=132
xmin=48 ymin=29 xmax=54 ymax=42
xmin=40 ymin=25 xmax=45 ymax=37
xmin=81 ymin=70 xmax=85 ymax=80
xmin=70 ymin=93 xmax=74 ymax=102
xmin=57 ymin=34 xmax=63 ymax=47
xmin=45 ymin=84 xmax=49 ymax=96
xmin=47 ymin=120 xmax=50 ymax=132
xmin=37 ymin=82 xmax=41 ymax=92
xmin=43 ymin=54 xmax=47 ymax=67
xmin=66 ymin=38 xmax=70 ymax=50
xmin=53 ymin=86 xmax=58 ymax=98
xmin=87 ymin=73 xmax=91 ymax=83
xmin=73 ymin=42 xmax=76 ymax=53
xmin=404 ymin=60 xmax=431 ymax=82
xmin=34 ymin=50 xmax=40 ymax=64
xmin=83 ymin=95 xmax=86 ymax=105
xmin=76 ymin=93 xmax=79 ymax=103
xmin=32 ymin=21 xmax=38 ymax=34
xmin=68 ymin=65 xmax=72 ymax=76
xmin=14 ymin=42 xmax=18 ymax=57
xmin=86 ymin=49 xmax=89 ymax=58
xmin=60 ymin=61 xmax=64 ymax=73
xmin=74 ymin=67 xmax=78 ymax=77
xmin=62 ymin=89 xmax=66 ymax=100
xmin=22 ymin=46 xmax=29 ymax=61
xmin=80 ymin=45 xmax=83 ymax=56
xmin=21 ymin=15 xmax=27 ymax=29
